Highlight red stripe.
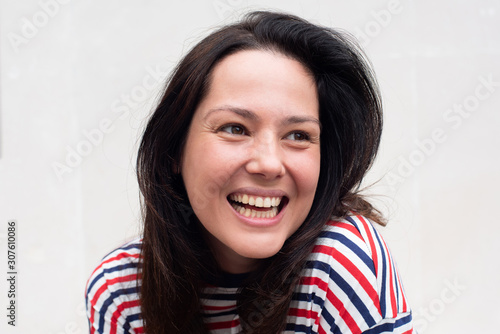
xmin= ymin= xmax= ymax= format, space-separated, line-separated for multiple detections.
xmin=205 ymin=318 xmax=240 ymax=330
xmin=318 ymin=323 xmax=327 ymax=334
xmin=107 ymin=273 xmax=139 ymax=286
xmin=389 ymin=262 xmax=397 ymax=318
xmin=110 ymin=318 xmax=116 ymax=334
xmin=88 ymin=267 xmax=140 ymax=332
xmin=110 ymin=300 xmax=141 ymax=334
xmin=360 ymin=216 xmax=403 ymax=316
xmin=325 ymin=284 xmax=361 ymax=334
xmin=300 ymin=275 xmax=328 ymax=292
xmin=89 ymin=252 xmax=141 ymax=280
xmin=396 ymin=270 xmax=408 ymax=312
xmin=89 ymin=283 xmax=108 ymax=333
xmin=358 ymin=216 xmax=379 ymax=275
xmin=288 ymin=307 xmax=319 ymax=320
xmin=357 ymin=215 xmax=399 ymax=317
xmin=327 ymin=220 xmax=365 ymax=242
xmin=380 ymin=237 xmax=398 ymax=318
xmin=297 ymin=276 xmax=330 ymax=329
xmin=312 ymin=244 xmax=382 ymax=315
xmin=202 ymin=304 xmax=236 ymax=311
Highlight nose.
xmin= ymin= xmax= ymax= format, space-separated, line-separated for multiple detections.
xmin=245 ymin=133 xmax=285 ymax=180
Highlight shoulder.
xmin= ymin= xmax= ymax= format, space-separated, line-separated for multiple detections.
xmin=85 ymin=238 xmax=143 ymax=334
xmin=309 ymin=215 xmax=389 ymax=288
xmin=313 ymin=215 xmax=401 ymax=285
xmin=315 ymin=215 xmax=390 ymax=278
xmin=86 ymin=238 xmax=142 ymax=296
xmin=294 ymin=215 xmax=414 ymax=333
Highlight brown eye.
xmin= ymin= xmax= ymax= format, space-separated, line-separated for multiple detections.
xmin=285 ymin=131 xmax=310 ymax=141
xmin=220 ymin=125 xmax=246 ymax=135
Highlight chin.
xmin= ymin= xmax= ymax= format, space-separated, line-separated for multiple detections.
xmin=235 ymin=238 xmax=285 ymax=260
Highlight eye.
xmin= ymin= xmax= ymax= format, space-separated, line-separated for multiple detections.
xmin=285 ymin=131 xmax=310 ymax=141
xmin=219 ymin=124 xmax=247 ymax=135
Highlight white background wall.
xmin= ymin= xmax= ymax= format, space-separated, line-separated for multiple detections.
xmin=0 ymin=0 xmax=498 ymax=333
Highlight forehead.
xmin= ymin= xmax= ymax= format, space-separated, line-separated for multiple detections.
xmin=213 ymin=48 xmax=314 ymax=80
xmin=196 ymin=49 xmax=319 ymax=120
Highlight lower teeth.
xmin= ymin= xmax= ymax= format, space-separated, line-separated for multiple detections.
xmin=231 ymin=203 xmax=278 ymax=218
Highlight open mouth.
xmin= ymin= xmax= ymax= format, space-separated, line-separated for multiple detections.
xmin=227 ymin=193 xmax=288 ymax=219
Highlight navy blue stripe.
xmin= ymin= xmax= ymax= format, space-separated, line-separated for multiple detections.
xmin=372 ymin=227 xmax=388 ymax=316
xmin=305 ymin=260 xmax=377 ymax=327
xmin=98 ymin=287 xmax=138 ymax=332
xmin=87 ymin=262 xmax=138 ymax=295
xmin=344 ymin=216 xmax=358 ymax=226
xmin=318 ymin=306 xmax=343 ymax=334
xmin=126 ymin=312 xmax=141 ymax=323
xmin=329 ymin=268 xmax=377 ymax=328
xmin=285 ymin=323 xmax=316 ymax=333
xmin=123 ymin=312 xmax=141 ymax=333
xmin=344 ymin=216 xmax=365 ymax=234
xmin=101 ymin=243 xmax=142 ymax=262
xmin=348 ymin=216 xmax=398 ymax=316
xmin=319 ymin=229 xmax=376 ymax=277
xmin=362 ymin=312 xmax=412 ymax=334
xmin=122 ymin=318 xmax=132 ymax=334
xmin=291 ymin=292 xmax=341 ymax=333
xmin=101 ymin=243 xmax=141 ymax=260
xmin=392 ymin=261 xmax=400 ymax=309
xmin=292 ymin=291 xmax=325 ymax=310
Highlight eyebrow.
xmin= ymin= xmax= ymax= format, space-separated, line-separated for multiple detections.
xmin=204 ymin=106 xmax=321 ymax=127
xmin=204 ymin=106 xmax=259 ymax=121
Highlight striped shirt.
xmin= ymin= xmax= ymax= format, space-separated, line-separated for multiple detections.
xmin=85 ymin=215 xmax=414 ymax=333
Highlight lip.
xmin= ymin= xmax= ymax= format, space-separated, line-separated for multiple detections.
xmin=226 ymin=187 xmax=289 ymax=227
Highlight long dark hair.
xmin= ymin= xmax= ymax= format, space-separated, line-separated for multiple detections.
xmin=136 ymin=11 xmax=383 ymax=333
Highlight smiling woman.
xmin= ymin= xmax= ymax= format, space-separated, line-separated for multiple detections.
xmin=181 ymin=50 xmax=321 ymax=271
xmin=85 ymin=11 xmax=415 ymax=334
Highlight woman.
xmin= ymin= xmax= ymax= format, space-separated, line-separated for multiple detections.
xmin=86 ymin=11 xmax=414 ymax=333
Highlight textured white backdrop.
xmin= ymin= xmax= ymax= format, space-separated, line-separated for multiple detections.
xmin=0 ymin=0 xmax=499 ymax=333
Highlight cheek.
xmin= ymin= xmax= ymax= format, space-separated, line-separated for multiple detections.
xmin=285 ymin=151 xmax=320 ymax=237
xmin=182 ymin=139 xmax=245 ymax=209
xmin=194 ymin=143 xmax=246 ymax=182
xmin=289 ymin=150 xmax=321 ymax=196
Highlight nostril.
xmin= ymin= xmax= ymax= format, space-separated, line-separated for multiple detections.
xmin=245 ymin=158 xmax=285 ymax=179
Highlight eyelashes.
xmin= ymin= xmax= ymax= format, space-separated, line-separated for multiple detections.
xmin=219 ymin=124 xmax=247 ymax=136
xmin=217 ymin=123 xmax=313 ymax=143
xmin=284 ymin=131 xmax=310 ymax=142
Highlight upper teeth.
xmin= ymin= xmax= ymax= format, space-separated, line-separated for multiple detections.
xmin=229 ymin=194 xmax=282 ymax=208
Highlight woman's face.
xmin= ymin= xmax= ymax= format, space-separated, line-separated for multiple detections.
xmin=181 ymin=50 xmax=321 ymax=273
